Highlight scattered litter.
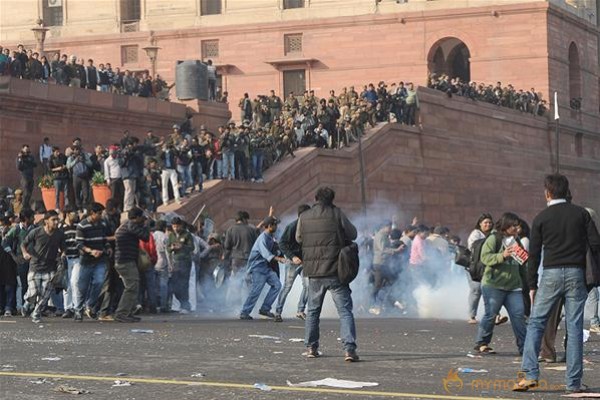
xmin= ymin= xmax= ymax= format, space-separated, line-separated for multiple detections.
xmin=337 ymin=338 xmax=341 ymax=341
xmin=233 ymin=339 xmax=241 ymax=342
xmin=583 ymin=330 xmax=590 ymax=343
xmin=273 ymin=351 xmax=284 ymax=354
xmin=466 ymin=353 xmax=482 ymax=359
xmin=54 ymin=385 xmax=90 ymax=394
xmin=254 ymin=383 xmax=272 ymax=391
xmin=546 ymin=366 xmax=567 ymax=371
xmin=416 ymin=330 xmax=431 ymax=332
xmin=584 ymin=359 xmax=593 ymax=365
xmin=29 ymin=378 xmax=49 ymax=384
xmin=301 ymin=350 xmax=323 ymax=356
xmin=457 ymin=368 xmax=488 ymax=373
xmin=562 ymin=394 xmax=600 ymax=398
xmin=238 ymin=356 xmax=244 ymax=358
xmin=38 ymin=325 xmax=44 ymax=328
xmin=94 ymin=332 xmax=102 ymax=335
xmin=274 ymin=341 xmax=282 ymax=344
xmin=112 ymin=380 xmax=133 ymax=387
xmin=190 ymin=373 xmax=205 ymax=378
xmin=248 ymin=335 xmax=280 ymax=340
xmin=288 ymin=338 xmax=304 ymax=342
xmin=130 ymin=329 xmax=154 ymax=334
xmin=0 ymin=320 xmax=17 ymax=323
xmin=286 ymin=378 xmax=379 ymax=389
xmin=41 ymin=357 xmax=62 ymax=361
xmin=0 ymin=365 xmax=16 ymax=370
xmin=115 ymin=373 xmax=128 ymax=377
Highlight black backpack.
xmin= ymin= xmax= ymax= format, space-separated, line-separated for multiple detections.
xmin=467 ymin=233 xmax=502 ymax=282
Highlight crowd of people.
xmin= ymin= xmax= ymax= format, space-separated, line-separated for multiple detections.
xmin=428 ymin=74 xmax=548 ymax=117
xmin=0 ymin=44 xmax=182 ymax=100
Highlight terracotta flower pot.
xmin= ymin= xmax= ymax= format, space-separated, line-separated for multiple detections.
xmin=92 ymin=184 xmax=112 ymax=207
xmin=41 ymin=187 xmax=64 ymax=211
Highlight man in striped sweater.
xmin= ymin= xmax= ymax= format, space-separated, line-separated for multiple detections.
xmin=113 ymin=207 xmax=150 ymax=323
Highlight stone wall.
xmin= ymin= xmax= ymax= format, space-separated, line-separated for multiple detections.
xmin=0 ymin=76 xmax=230 ymax=189
xmin=169 ymin=87 xmax=600 ymax=234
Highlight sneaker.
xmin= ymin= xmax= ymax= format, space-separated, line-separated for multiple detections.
xmin=21 ymin=304 xmax=31 ymax=318
xmin=368 ymin=307 xmax=381 ymax=316
xmin=74 ymin=312 xmax=83 ymax=322
xmin=31 ymin=315 xmax=42 ymax=324
xmin=239 ymin=314 xmax=253 ymax=320
xmin=274 ymin=314 xmax=283 ymax=323
xmin=84 ymin=308 xmax=97 ymax=320
xmin=590 ymin=325 xmax=600 ymax=334
xmin=62 ymin=310 xmax=74 ymax=319
xmin=179 ymin=309 xmax=190 ymax=315
xmin=114 ymin=314 xmax=136 ymax=323
xmin=495 ymin=315 xmax=508 ymax=325
xmin=344 ymin=350 xmax=360 ymax=362
xmin=306 ymin=347 xmax=320 ymax=358
xmin=296 ymin=312 xmax=306 ymax=320
xmin=4 ymin=310 xmax=12 ymax=317
xmin=258 ymin=310 xmax=275 ymax=319
xmin=54 ymin=310 xmax=64 ymax=318
xmin=565 ymin=384 xmax=590 ymax=394
xmin=98 ymin=315 xmax=115 ymax=322
xmin=133 ymin=304 xmax=143 ymax=315
xmin=467 ymin=317 xmax=478 ymax=325
xmin=128 ymin=315 xmax=142 ymax=322
xmin=393 ymin=301 xmax=406 ymax=310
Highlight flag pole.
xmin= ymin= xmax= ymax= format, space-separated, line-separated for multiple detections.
xmin=554 ymin=92 xmax=560 ymax=173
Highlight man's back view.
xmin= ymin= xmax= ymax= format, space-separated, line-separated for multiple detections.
xmin=515 ymin=174 xmax=600 ymax=393
xmin=296 ymin=186 xmax=359 ymax=362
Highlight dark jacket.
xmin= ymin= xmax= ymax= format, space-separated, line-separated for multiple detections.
xmin=223 ymin=223 xmax=259 ymax=261
xmin=114 ymin=220 xmax=150 ymax=264
xmin=49 ymin=153 xmax=69 ymax=180
xmin=296 ymin=203 xmax=357 ymax=278
xmin=16 ymin=153 xmax=36 ymax=180
xmin=279 ymin=219 xmax=302 ymax=260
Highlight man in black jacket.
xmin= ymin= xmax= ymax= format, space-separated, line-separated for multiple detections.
xmin=113 ymin=207 xmax=149 ymax=322
xmin=16 ymin=144 xmax=36 ymax=209
xmin=274 ymin=204 xmax=311 ymax=322
xmin=296 ymin=187 xmax=358 ymax=362
xmin=515 ymin=174 xmax=600 ymax=394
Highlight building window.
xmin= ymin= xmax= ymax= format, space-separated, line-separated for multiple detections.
xmin=121 ymin=45 xmax=139 ymax=65
xmin=201 ymin=40 xmax=219 ymax=60
xmin=283 ymin=69 xmax=306 ymax=97
xmin=201 ymin=0 xmax=222 ymax=16
xmin=121 ymin=0 xmax=141 ymax=21
xmin=283 ymin=0 xmax=305 ymax=9
xmin=568 ymin=42 xmax=582 ymax=107
xmin=284 ymin=34 xmax=303 ymax=55
xmin=43 ymin=0 xmax=63 ymax=27
xmin=575 ymin=132 xmax=583 ymax=157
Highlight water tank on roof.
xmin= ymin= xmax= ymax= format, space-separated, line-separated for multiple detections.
xmin=175 ymin=60 xmax=208 ymax=101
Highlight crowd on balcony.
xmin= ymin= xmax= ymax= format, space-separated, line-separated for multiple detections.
xmin=0 ymin=44 xmax=176 ymax=100
xmin=427 ymin=74 xmax=548 ymax=116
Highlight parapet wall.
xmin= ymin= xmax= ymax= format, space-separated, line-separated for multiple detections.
xmin=0 ymin=77 xmax=231 ymax=189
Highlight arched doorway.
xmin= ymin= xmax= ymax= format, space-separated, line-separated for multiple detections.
xmin=427 ymin=37 xmax=471 ymax=82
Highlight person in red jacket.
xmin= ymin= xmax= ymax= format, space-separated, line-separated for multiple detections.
xmin=138 ymin=232 xmax=158 ymax=313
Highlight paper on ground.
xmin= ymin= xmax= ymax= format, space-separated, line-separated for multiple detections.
xmin=248 ymin=335 xmax=281 ymax=340
xmin=286 ymin=378 xmax=379 ymax=389
xmin=546 ymin=366 xmax=567 ymax=371
xmin=562 ymin=394 xmax=600 ymax=398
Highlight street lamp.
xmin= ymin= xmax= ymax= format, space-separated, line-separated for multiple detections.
xmin=142 ymin=39 xmax=161 ymax=78
xmin=31 ymin=19 xmax=49 ymax=55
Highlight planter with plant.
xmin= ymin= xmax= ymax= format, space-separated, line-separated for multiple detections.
xmin=91 ymin=171 xmax=111 ymax=206
xmin=38 ymin=174 xmax=62 ymax=211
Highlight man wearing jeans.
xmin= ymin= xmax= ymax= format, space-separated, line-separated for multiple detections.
xmin=73 ymin=202 xmax=111 ymax=322
xmin=239 ymin=217 xmax=283 ymax=320
xmin=296 ymin=187 xmax=359 ymax=362
xmin=274 ymin=204 xmax=311 ymax=322
xmin=515 ymin=174 xmax=600 ymax=394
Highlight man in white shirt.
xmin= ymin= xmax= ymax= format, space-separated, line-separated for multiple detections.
xmin=39 ymin=137 xmax=52 ymax=173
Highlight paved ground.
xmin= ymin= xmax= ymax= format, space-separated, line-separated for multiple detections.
xmin=0 ymin=314 xmax=598 ymax=400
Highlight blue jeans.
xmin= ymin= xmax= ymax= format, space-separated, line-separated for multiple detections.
xmin=62 ymin=257 xmax=77 ymax=311
xmin=191 ymin=162 xmax=203 ymax=191
xmin=155 ymin=269 xmax=170 ymax=311
xmin=72 ymin=261 xmax=107 ymax=313
xmin=252 ymin=151 xmax=264 ymax=180
xmin=240 ymin=268 xmax=281 ymax=316
xmin=586 ymin=287 xmax=599 ymax=326
xmin=476 ymin=285 xmax=526 ymax=353
xmin=139 ymin=268 xmax=157 ymax=309
xmin=467 ymin=273 xmax=482 ymax=319
xmin=0 ymin=285 xmax=16 ymax=312
xmin=276 ymin=264 xmax=308 ymax=315
xmin=305 ymin=276 xmax=357 ymax=352
xmin=54 ymin=179 xmax=68 ymax=210
xmin=521 ymin=267 xmax=588 ymax=390
xmin=222 ymin=151 xmax=235 ymax=179
xmin=169 ymin=260 xmax=192 ymax=311
xmin=177 ymin=165 xmax=192 ymax=197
